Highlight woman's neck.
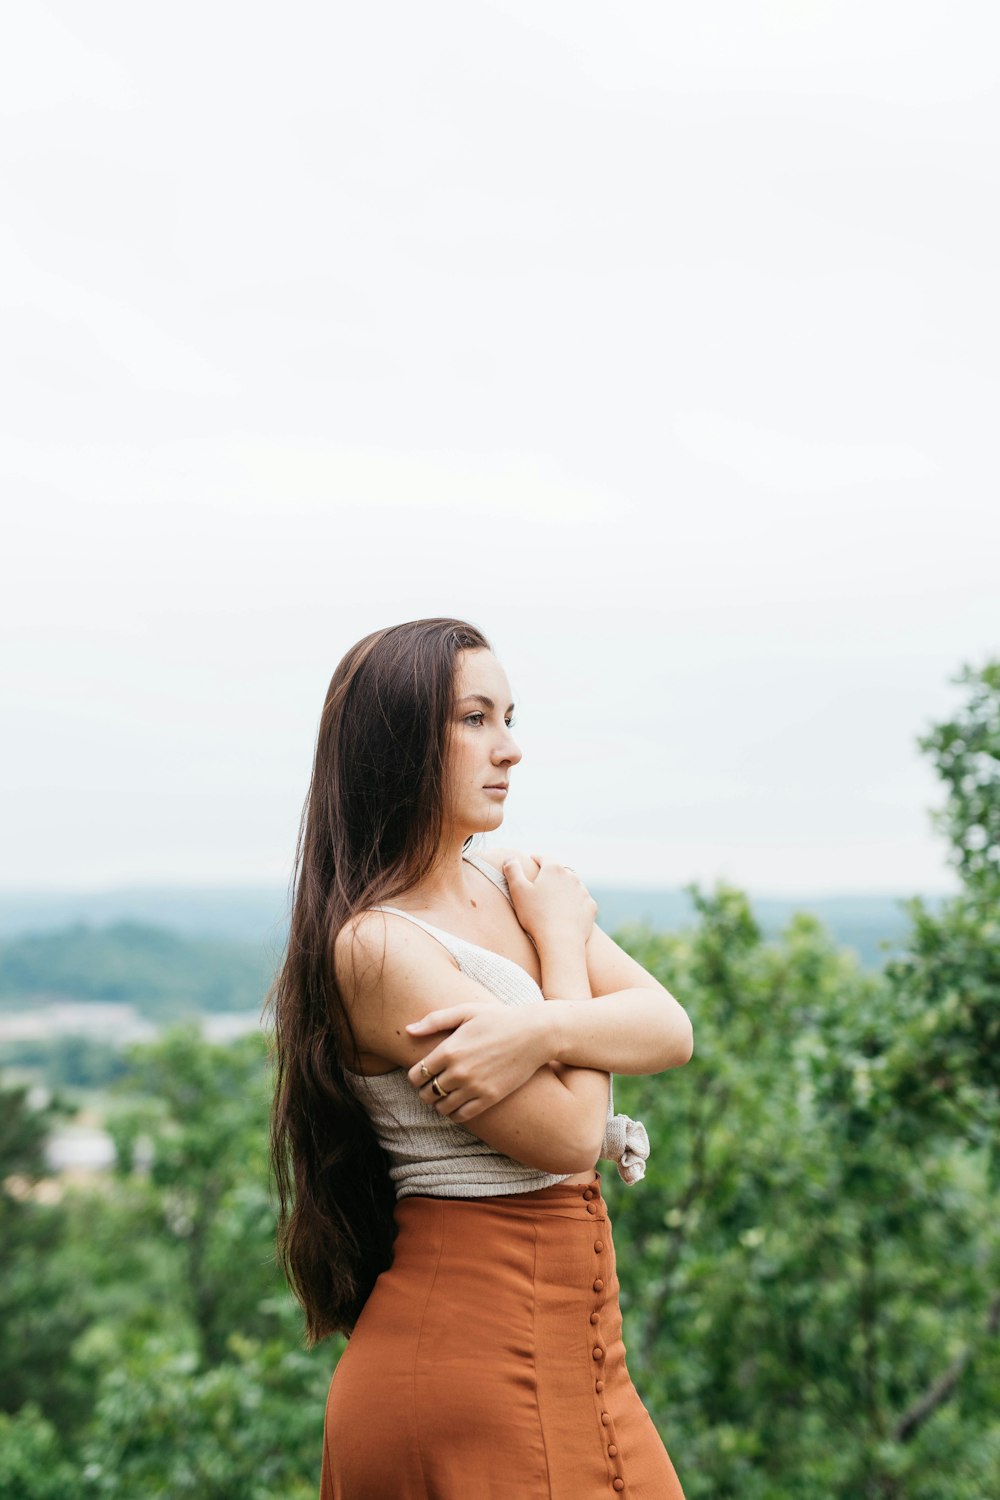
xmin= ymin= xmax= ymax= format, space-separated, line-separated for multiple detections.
xmin=400 ymin=837 xmax=484 ymax=917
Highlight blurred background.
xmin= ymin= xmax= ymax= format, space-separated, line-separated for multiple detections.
xmin=2 ymin=4 xmax=998 ymax=1496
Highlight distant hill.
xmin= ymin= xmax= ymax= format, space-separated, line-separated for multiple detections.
xmin=0 ymin=920 xmax=273 ymax=1019
xmin=589 ymin=887 xmax=948 ymax=970
xmin=0 ymin=887 xmax=290 ymax=945
xmin=0 ymin=882 xmax=951 ymax=999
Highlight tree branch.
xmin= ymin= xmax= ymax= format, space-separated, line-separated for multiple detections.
xmin=892 ymin=1290 xmax=1000 ymax=1444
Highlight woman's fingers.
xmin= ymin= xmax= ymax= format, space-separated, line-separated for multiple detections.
xmin=412 ymin=1066 xmax=494 ymax=1119
xmin=406 ymin=1002 xmax=484 ymax=1036
xmin=416 ymin=1076 xmax=479 ymax=1118
xmin=412 ymin=1062 xmax=459 ymax=1103
xmin=419 ymin=1082 xmax=451 ymax=1109
xmin=448 ymin=1097 xmax=485 ymax=1123
xmin=407 ymin=1050 xmax=451 ymax=1088
xmin=405 ymin=1002 xmax=506 ymax=1084
xmin=405 ymin=1005 xmax=546 ymax=1114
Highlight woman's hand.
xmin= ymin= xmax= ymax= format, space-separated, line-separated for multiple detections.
xmin=405 ymin=1000 xmax=554 ymax=1122
xmin=503 ymin=854 xmax=598 ymax=950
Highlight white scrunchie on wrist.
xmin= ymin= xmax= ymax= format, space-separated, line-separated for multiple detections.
xmin=601 ymin=1112 xmax=650 ymax=1185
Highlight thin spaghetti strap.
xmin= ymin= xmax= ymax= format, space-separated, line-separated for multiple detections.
xmin=462 ymin=850 xmax=514 ymax=907
xmin=368 ymin=904 xmax=464 ymax=967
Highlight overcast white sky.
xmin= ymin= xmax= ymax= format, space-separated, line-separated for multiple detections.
xmin=2 ymin=3 xmax=998 ymax=897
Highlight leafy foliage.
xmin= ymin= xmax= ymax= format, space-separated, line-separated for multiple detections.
xmin=79 ymin=1337 xmax=330 ymax=1500
xmin=0 ymin=1404 xmax=78 ymax=1500
xmin=918 ymin=659 xmax=1000 ymax=900
xmin=0 ymin=1080 xmax=91 ymax=1425
xmin=606 ymin=891 xmax=999 ymax=1499
xmin=0 ymin=1030 xmax=340 ymax=1496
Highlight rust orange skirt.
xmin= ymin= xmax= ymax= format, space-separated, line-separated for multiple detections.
xmin=319 ymin=1173 xmax=685 ymax=1499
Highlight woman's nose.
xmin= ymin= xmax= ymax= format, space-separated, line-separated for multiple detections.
xmin=497 ymin=727 xmax=522 ymax=765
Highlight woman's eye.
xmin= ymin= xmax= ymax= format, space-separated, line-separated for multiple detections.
xmin=463 ymin=712 xmax=517 ymax=728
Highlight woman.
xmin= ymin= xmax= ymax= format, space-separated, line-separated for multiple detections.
xmin=268 ymin=617 xmax=692 ymax=1499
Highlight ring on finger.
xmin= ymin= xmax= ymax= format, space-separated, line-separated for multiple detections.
xmin=430 ymin=1075 xmax=450 ymax=1100
xmin=419 ymin=1063 xmax=431 ymax=1081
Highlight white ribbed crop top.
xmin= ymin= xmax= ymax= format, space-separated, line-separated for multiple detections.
xmin=343 ymin=850 xmax=650 ymax=1199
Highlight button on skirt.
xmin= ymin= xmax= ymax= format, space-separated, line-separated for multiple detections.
xmin=320 ymin=1174 xmax=686 ymax=1499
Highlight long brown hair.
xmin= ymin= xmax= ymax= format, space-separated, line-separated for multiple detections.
xmin=264 ymin=617 xmax=492 ymax=1343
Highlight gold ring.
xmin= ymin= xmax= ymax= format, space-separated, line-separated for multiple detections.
xmin=430 ymin=1075 xmax=450 ymax=1099
xmin=419 ymin=1063 xmax=431 ymax=1081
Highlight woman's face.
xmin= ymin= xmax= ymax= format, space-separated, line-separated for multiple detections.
xmin=444 ymin=649 xmax=522 ymax=837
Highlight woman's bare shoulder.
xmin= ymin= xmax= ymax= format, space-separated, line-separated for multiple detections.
xmin=333 ymin=907 xmax=459 ymax=1000
xmin=332 ymin=908 xmax=388 ymax=991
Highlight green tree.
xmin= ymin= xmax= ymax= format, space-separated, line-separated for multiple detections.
xmin=607 ymin=895 xmax=998 ymax=1498
xmin=68 ymin=1027 xmax=340 ymax=1497
xmin=0 ymin=1404 xmax=78 ymax=1500
xmin=79 ymin=1335 xmax=331 ymax=1500
xmin=919 ymin=659 xmax=1000 ymax=902
xmin=881 ymin=659 xmax=1000 ymax=1163
xmin=107 ymin=1026 xmax=287 ymax=1365
xmin=0 ymin=1077 xmax=89 ymax=1425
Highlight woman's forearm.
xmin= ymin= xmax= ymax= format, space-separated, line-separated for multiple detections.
xmin=533 ymin=931 xmax=611 ymax=1156
xmin=536 ymin=932 xmax=694 ymax=1075
xmin=544 ymin=991 xmax=693 ymax=1073
xmin=536 ymin=934 xmax=593 ymax=1004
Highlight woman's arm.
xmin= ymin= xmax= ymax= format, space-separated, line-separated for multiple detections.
xmin=507 ymin=848 xmax=694 ymax=1069
xmin=335 ymin=912 xmax=610 ymax=1172
xmin=533 ymin=921 xmax=694 ymax=1073
xmin=408 ymin=852 xmax=694 ymax=1100
xmin=408 ymin=962 xmax=690 ymax=1117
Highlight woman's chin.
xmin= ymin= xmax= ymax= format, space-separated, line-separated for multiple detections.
xmin=470 ymin=808 xmax=505 ymax=834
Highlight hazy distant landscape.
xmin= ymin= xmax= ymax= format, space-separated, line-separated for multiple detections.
xmin=0 ymin=878 xmax=947 ymax=991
